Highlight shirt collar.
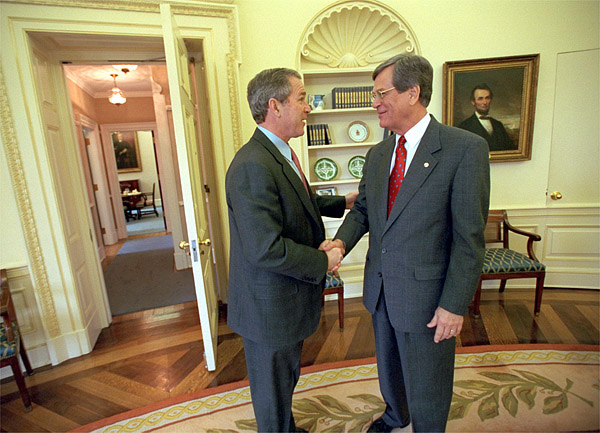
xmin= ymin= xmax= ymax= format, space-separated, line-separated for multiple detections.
xmin=258 ymin=125 xmax=291 ymax=160
xmin=397 ymin=113 xmax=431 ymax=151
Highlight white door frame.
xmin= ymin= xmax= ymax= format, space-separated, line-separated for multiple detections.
xmin=76 ymin=114 xmax=118 ymax=246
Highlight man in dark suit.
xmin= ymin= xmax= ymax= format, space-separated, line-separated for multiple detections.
xmin=323 ymin=55 xmax=490 ymax=432
xmin=226 ymin=68 xmax=353 ymax=432
xmin=458 ymin=83 xmax=516 ymax=151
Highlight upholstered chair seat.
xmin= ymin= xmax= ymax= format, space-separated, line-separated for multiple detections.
xmin=473 ymin=210 xmax=546 ymax=317
xmin=322 ymin=271 xmax=344 ymax=329
xmin=482 ymin=248 xmax=545 ymax=275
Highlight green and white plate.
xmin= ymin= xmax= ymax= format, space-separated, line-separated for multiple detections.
xmin=348 ymin=155 xmax=366 ymax=178
xmin=314 ymin=158 xmax=338 ymax=181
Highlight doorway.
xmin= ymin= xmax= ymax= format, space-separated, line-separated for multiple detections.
xmin=64 ymin=60 xmax=203 ymax=315
xmin=58 ymin=39 xmax=220 ymax=316
xmin=2 ymin=2 xmax=238 ymax=369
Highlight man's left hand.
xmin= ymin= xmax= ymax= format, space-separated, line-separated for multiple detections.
xmin=427 ymin=306 xmax=463 ymax=343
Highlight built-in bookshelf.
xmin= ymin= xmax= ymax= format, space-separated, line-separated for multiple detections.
xmin=296 ymin=0 xmax=421 ymax=297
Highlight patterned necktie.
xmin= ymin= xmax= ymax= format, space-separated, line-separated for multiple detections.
xmin=387 ymin=135 xmax=407 ymax=217
xmin=290 ymin=147 xmax=310 ymax=196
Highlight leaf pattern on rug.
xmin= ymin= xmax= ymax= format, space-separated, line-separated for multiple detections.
xmin=450 ymin=368 xmax=595 ymax=422
xmin=232 ymin=369 xmax=596 ymax=431
xmin=234 ymin=394 xmax=384 ymax=432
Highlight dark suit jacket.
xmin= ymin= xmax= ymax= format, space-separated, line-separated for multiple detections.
xmin=336 ymin=117 xmax=490 ymax=333
xmin=226 ymin=128 xmax=346 ymax=345
xmin=458 ymin=113 xmax=515 ymax=151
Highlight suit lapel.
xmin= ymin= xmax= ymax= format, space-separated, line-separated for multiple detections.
xmin=253 ymin=130 xmax=322 ymax=227
xmin=383 ymin=119 xmax=441 ymax=234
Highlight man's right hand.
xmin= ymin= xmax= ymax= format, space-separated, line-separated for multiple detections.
xmin=325 ymin=247 xmax=344 ymax=272
xmin=319 ymin=239 xmax=346 ymax=255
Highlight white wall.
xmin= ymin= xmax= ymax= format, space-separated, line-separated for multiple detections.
xmin=234 ymin=0 xmax=599 ymax=211
xmin=2 ymin=0 xmax=597 ymax=272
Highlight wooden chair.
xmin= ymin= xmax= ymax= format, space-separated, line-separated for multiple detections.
xmin=322 ymin=271 xmax=344 ymax=329
xmin=135 ymin=182 xmax=159 ymax=219
xmin=1 ymin=269 xmax=34 ymax=411
xmin=472 ymin=210 xmax=546 ymax=317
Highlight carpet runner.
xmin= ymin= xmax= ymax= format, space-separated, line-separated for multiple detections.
xmin=104 ymin=234 xmax=196 ymax=316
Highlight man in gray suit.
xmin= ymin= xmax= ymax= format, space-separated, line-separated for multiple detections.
xmin=324 ymin=55 xmax=490 ymax=432
xmin=226 ymin=68 xmax=352 ymax=432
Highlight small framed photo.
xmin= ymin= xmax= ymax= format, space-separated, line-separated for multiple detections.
xmin=443 ymin=54 xmax=539 ymax=162
xmin=112 ymin=131 xmax=142 ymax=172
xmin=316 ymin=187 xmax=337 ymax=196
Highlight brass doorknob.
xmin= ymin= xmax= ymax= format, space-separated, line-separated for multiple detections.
xmin=550 ymin=191 xmax=563 ymax=200
xmin=178 ymin=240 xmax=190 ymax=250
xmin=199 ymin=238 xmax=211 ymax=246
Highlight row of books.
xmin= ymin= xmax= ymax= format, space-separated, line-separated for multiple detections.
xmin=307 ymin=124 xmax=332 ymax=146
xmin=331 ymin=86 xmax=372 ymax=109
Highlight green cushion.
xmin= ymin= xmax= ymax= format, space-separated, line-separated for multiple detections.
xmin=325 ymin=272 xmax=344 ymax=288
xmin=483 ymin=248 xmax=545 ymax=274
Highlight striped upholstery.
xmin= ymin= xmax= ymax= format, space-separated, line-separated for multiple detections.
xmin=483 ymin=248 xmax=545 ymax=274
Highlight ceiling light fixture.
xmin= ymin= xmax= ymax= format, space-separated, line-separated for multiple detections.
xmin=113 ymin=64 xmax=138 ymax=74
xmin=108 ymin=73 xmax=126 ymax=105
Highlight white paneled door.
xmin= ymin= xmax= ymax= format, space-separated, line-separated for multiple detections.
xmin=161 ymin=4 xmax=219 ymax=371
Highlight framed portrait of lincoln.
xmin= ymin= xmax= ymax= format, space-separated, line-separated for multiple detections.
xmin=443 ymin=54 xmax=539 ymax=162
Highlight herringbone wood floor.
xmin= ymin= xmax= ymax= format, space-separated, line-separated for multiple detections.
xmin=1 ymin=285 xmax=598 ymax=431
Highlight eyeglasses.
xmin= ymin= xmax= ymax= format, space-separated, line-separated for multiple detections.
xmin=371 ymin=87 xmax=397 ymax=102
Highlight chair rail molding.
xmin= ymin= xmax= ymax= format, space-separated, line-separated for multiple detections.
xmin=298 ymin=0 xmax=420 ymax=70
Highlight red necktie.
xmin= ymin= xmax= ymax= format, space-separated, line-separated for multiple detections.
xmin=290 ymin=147 xmax=310 ymax=196
xmin=387 ymin=135 xmax=407 ymax=217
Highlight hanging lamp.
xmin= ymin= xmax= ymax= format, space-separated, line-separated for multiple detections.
xmin=108 ymin=73 xmax=126 ymax=105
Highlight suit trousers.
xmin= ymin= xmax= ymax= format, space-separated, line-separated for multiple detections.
xmin=373 ymin=290 xmax=455 ymax=432
xmin=243 ymin=337 xmax=304 ymax=432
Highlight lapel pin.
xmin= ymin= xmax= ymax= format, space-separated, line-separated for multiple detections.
xmin=424 ymin=162 xmax=430 ymax=168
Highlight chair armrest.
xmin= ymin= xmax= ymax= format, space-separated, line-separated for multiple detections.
xmin=1 ymin=269 xmax=9 ymax=314
xmin=504 ymin=219 xmax=542 ymax=241
xmin=1 ymin=269 xmax=16 ymax=342
xmin=503 ymin=219 xmax=542 ymax=262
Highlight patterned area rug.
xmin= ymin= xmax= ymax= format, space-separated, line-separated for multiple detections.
xmin=74 ymin=344 xmax=599 ymax=433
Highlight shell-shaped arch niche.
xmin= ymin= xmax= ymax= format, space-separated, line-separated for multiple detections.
xmin=298 ymin=1 xmax=420 ymax=71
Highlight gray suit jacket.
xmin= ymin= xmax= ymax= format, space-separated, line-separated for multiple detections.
xmin=226 ymin=128 xmax=346 ymax=345
xmin=336 ymin=117 xmax=490 ymax=333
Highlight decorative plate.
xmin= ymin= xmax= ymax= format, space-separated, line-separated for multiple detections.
xmin=314 ymin=158 xmax=338 ymax=181
xmin=348 ymin=155 xmax=366 ymax=178
xmin=347 ymin=120 xmax=370 ymax=143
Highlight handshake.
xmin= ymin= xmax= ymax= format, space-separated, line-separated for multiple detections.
xmin=319 ymin=239 xmax=346 ymax=272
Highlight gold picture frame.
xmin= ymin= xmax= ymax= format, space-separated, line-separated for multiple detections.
xmin=443 ymin=54 xmax=540 ymax=162
xmin=112 ymin=131 xmax=142 ymax=172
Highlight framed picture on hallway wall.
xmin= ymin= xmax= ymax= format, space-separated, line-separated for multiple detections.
xmin=442 ymin=54 xmax=540 ymax=162
xmin=112 ymin=131 xmax=142 ymax=172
